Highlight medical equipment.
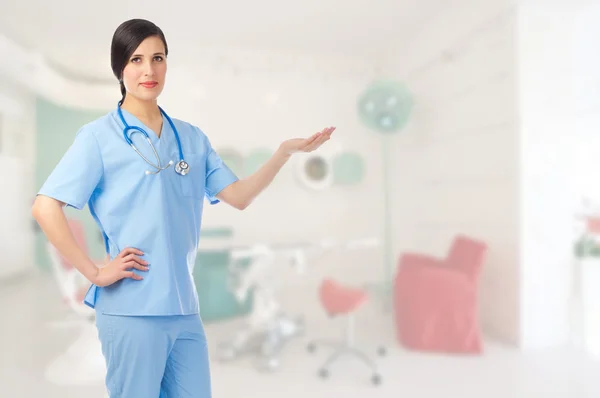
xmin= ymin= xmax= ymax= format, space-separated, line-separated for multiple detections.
xmin=216 ymin=244 xmax=306 ymax=371
xmin=215 ymin=237 xmax=379 ymax=372
xmin=117 ymin=104 xmax=189 ymax=176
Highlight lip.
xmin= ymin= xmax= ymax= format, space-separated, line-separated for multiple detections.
xmin=140 ymin=82 xmax=158 ymax=88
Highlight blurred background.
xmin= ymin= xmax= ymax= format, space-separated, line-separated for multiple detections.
xmin=1 ymin=0 xmax=600 ymax=397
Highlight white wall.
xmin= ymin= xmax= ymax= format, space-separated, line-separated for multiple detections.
xmin=516 ymin=0 xmax=600 ymax=350
xmin=571 ymin=2 xmax=600 ymax=351
xmin=384 ymin=5 xmax=521 ymax=344
xmin=516 ymin=2 xmax=581 ymax=350
xmin=0 ymin=77 xmax=36 ymax=278
xmin=573 ymin=4 xmax=600 ymax=202
xmin=515 ymin=2 xmax=600 ymax=350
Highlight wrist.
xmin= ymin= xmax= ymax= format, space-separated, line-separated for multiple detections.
xmin=88 ymin=266 xmax=101 ymax=285
xmin=275 ymin=146 xmax=292 ymax=162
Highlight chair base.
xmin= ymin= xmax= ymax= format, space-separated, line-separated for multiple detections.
xmin=307 ymin=339 xmax=385 ymax=385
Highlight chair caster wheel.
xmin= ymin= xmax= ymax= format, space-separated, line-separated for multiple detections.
xmin=372 ymin=374 xmax=382 ymax=385
xmin=318 ymin=368 xmax=329 ymax=379
xmin=377 ymin=346 xmax=386 ymax=356
xmin=307 ymin=342 xmax=316 ymax=353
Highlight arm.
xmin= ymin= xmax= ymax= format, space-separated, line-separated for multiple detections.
xmin=31 ymin=195 xmax=100 ymax=283
xmin=216 ymin=147 xmax=290 ymax=210
xmin=33 ymin=128 xmax=147 ymax=289
xmin=216 ymin=126 xmax=336 ymax=210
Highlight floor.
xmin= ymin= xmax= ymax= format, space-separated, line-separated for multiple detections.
xmin=2 ymin=271 xmax=600 ymax=398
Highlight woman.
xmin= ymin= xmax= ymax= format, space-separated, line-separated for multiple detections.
xmin=32 ymin=18 xmax=335 ymax=397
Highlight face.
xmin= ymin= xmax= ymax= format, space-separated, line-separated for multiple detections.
xmin=121 ymin=36 xmax=167 ymax=102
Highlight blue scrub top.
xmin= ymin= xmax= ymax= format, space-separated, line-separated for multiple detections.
xmin=37 ymin=108 xmax=239 ymax=316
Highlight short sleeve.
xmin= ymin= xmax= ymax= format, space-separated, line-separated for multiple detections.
xmin=203 ymin=135 xmax=239 ymax=205
xmin=37 ymin=127 xmax=104 ymax=210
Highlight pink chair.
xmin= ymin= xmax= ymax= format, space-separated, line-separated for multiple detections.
xmin=393 ymin=235 xmax=487 ymax=354
xmin=307 ymin=278 xmax=385 ymax=385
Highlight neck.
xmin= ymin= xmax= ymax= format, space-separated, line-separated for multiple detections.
xmin=120 ymin=96 xmax=161 ymax=121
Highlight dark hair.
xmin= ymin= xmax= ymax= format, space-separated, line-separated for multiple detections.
xmin=111 ymin=19 xmax=168 ymax=104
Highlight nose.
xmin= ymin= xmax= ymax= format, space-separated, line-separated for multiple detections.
xmin=144 ymin=60 xmax=155 ymax=76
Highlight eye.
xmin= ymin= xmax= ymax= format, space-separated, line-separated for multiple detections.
xmin=130 ymin=57 xmax=141 ymax=63
xmin=153 ymin=56 xmax=164 ymax=62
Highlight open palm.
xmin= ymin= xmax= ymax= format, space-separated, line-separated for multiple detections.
xmin=280 ymin=126 xmax=336 ymax=155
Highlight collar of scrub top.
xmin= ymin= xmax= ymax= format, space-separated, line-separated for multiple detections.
xmin=117 ymin=102 xmax=189 ymax=176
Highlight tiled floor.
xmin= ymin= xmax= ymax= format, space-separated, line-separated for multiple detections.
xmin=2 ymin=271 xmax=600 ymax=398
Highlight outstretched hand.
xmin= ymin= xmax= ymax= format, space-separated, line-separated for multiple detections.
xmin=279 ymin=126 xmax=336 ymax=156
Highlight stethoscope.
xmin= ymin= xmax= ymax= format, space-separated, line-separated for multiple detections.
xmin=117 ymin=103 xmax=190 ymax=176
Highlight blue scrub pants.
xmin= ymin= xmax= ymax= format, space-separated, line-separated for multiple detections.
xmin=95 ymin=312 xmax=211 ymax=397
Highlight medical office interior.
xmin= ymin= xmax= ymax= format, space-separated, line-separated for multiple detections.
xmin=1 ymin=0 xmax=600 ymax=397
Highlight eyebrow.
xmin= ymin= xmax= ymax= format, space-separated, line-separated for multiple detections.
xmin=131 ymin=52 xmax=165 ymax=57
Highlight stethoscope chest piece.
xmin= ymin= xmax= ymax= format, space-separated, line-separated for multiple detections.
xmin=175 ymin=160 xmax=190 ymax=176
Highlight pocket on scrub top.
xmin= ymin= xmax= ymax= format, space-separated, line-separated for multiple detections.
xmin=179 ymin=153 xmax=206 ymax=200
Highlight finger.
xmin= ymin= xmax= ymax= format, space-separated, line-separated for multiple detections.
xmin=321 ymin=127 xmax=335 ymax=136
xmin=305 ymin=134 xmax=329 ymax=151
xmin=124 ymin=261 xmax=150 ymax=272
xmin=318 ymin=131 xmax=331 ymax=142
xmin=124 ymin=271 xmax=143 ymax=280
xmin=296 ymin=135 xmax=319 ymax=152
xmin=311 ymin=128 xmax=333 ymax=143
xmin=119 ymin=247 xmax=144 ymax=258
xmin=306 ymin=133 xmax=321 ymax=145
xmin=124 ymin=253 xmax=149 ymax=265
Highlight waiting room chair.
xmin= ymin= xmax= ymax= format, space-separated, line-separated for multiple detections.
xmin=393 ymin=234 xmax=487 ymax=354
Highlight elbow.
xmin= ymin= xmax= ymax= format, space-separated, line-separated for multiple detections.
xmin=31 ymin=197 xmax=43 ymax=221
xmin=232 ymin=196 xmax=252 ymax=211
xmin=31 ymin=199 xmax=46 ymax=231
xmin=235 ymin=200 xmax=250 ymax=211
xmin=31 ymin=195 xmax=63 ymax=222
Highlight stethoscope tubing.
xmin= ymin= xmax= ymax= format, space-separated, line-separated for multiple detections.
xmin=117 ymin=103 xmax=186 ymax=175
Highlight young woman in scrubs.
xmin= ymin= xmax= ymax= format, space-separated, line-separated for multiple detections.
xmin=31 ymin=18 xmax=335 ymax=398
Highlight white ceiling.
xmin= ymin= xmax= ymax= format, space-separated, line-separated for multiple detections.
xmin=0 ymin=0 xmax=495 ymax=82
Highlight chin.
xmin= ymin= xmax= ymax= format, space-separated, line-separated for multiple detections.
xmin=133 ymin=91 xmax=163 ymax=102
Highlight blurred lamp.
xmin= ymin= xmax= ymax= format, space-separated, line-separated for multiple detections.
xmin=357 ymin=80 xmax=413 ymax=134
xmin=357 ymin=78 xmax=414 ymax=303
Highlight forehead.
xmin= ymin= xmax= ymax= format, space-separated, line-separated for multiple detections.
xmin=133 ymin=36 xmax=165 ymax=54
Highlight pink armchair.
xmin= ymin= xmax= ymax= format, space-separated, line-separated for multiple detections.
xmin=393 ymin=235 xmax=487 ymax=354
